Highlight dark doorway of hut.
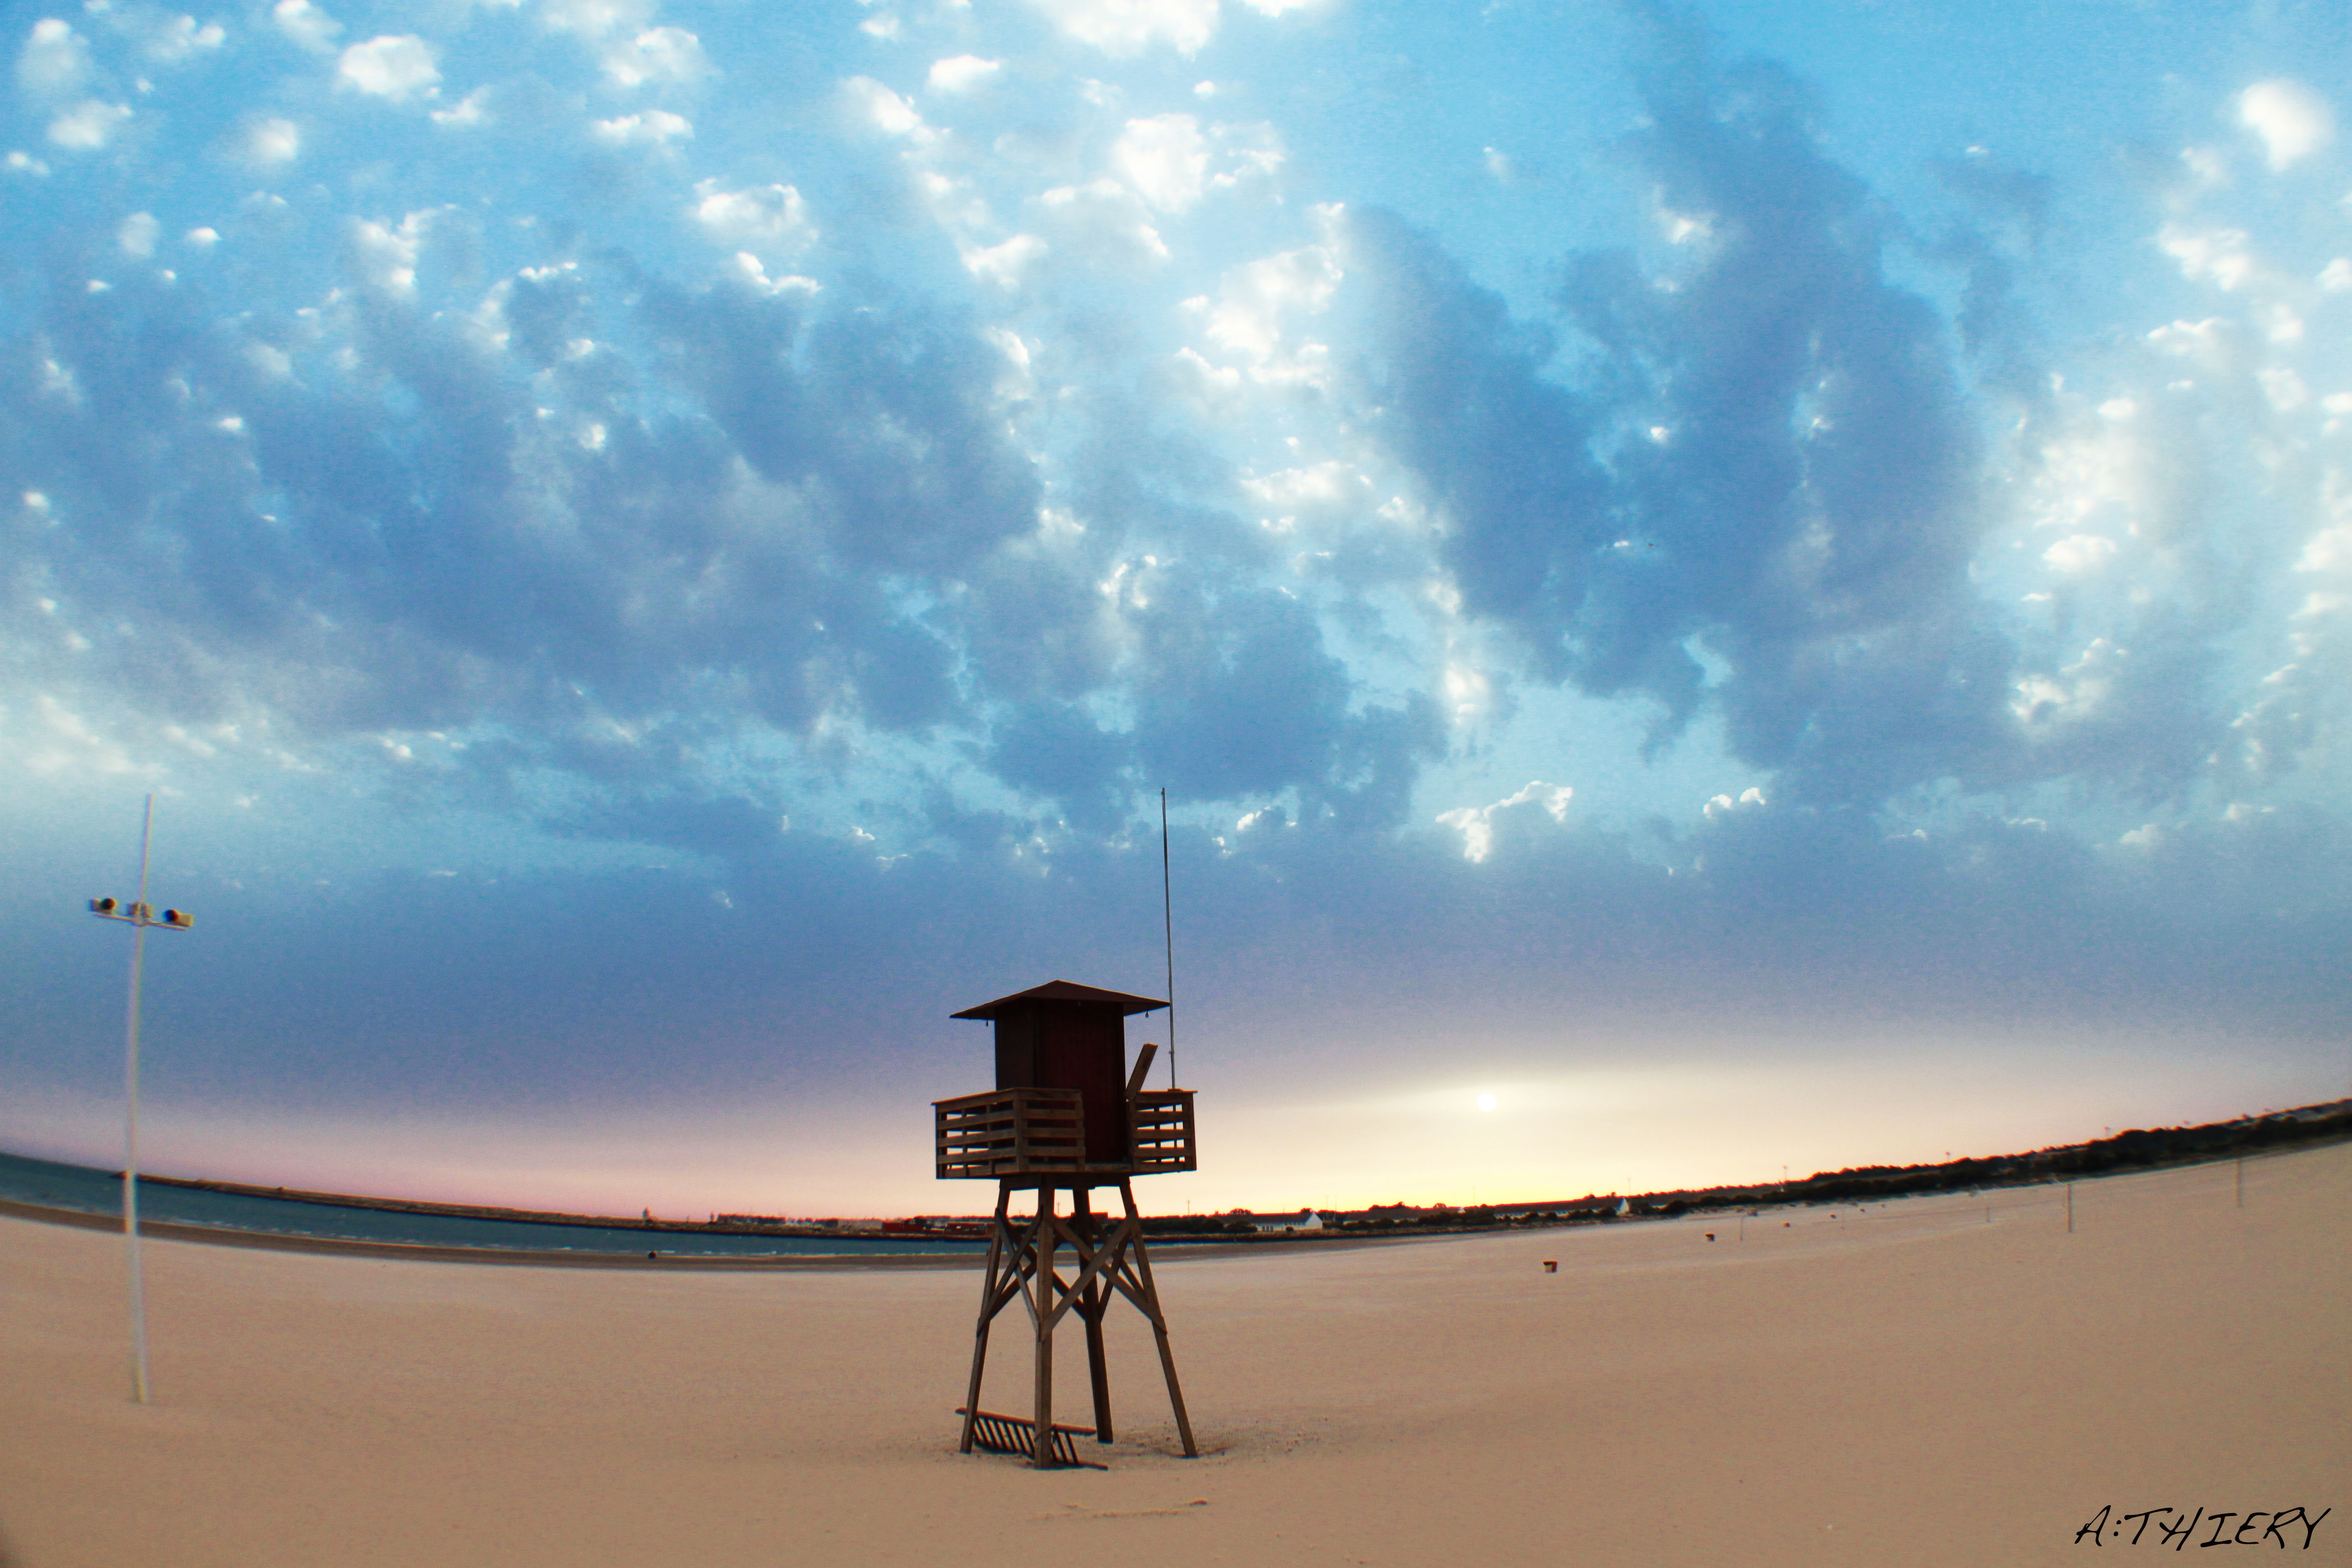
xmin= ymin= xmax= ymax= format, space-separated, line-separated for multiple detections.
xmin=935 ymin=981 xmax=1201 ymax=1469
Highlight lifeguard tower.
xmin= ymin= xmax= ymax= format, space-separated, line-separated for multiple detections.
xmin=935 ymin=980 xmax=1199 ymax=1467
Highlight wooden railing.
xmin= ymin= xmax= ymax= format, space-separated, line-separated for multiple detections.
xmin=936 ymin=1087 xmax=1086 ymax=1179
xmin=933 ymin=1086 xmax=1199 ymax=1178
xmin=1128 ymin=1089 xmax=1197 ymax=1174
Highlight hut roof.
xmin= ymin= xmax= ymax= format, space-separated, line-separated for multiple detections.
xmin=950 ymin=980 xmax=1169 ymax=1020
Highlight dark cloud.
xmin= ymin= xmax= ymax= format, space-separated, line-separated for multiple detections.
xmin=1344 ymin=22 xmax=2077 ymax=805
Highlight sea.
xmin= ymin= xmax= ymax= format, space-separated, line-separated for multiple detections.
xmin=0 ymin=1150 xmax=988 ymax=1259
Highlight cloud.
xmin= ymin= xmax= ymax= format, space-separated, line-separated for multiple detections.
xmin=48 ymin=100 xmax=132 ymax=150
xmin=349 ymin=211 xmax=429 ymax=293
xmin=117 ymin=212 xmax=159 ymax=257
xmin=1437 ymin=780 xmax=1573 ymax=863
xmin=338 ymin=35 xmax=441 ymax=101
xmin=2041 ymin=534 xmax=2118 ymax=574
xmin=600 ymin=25 xmax=708 ymax=88
xmin=139 ymin=14 xmax=226 ymax=62
xmin=844 ymin=76 xmax=929 ymax=140
xmin=240 ymin=115 xmax=301 ymax=166
xmin=1194 ymin=240 xmax=1340 ymax=364
xmin=1111 ymin=113 xmax=1209 ymax=212
xmin=692 ymin=180 xmax=815 ymax=258
xmin=1029 ymin=0 xmax=1220 ymax=57
xmin=927 ymin=54 xmax=1000 ymax=94
xmin=272 ymin=0 xmax=341 ymax=54
xmin=959 ymin=233 xmax=1048 ymax=289
xmin=2238 ymin=79 xmax=2334 ymax=171
xmin=592 ymin=110 xmax=692 ymax=149
xmin=17 ymin=18 xmax=91 ymax=98
xmin=539 ymin=0 xmax=652 ymax=40
xmin=431 ymin=88 xmax=490 ymax=128
xmin=1348 ymin=35 xmax=2021 ymax=806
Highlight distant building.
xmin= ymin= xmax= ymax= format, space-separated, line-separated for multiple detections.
xmin=1247 ymin=1210 xmax=1325 ymax=1233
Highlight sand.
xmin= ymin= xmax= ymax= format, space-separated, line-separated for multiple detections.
xmin=2 ymin=1145 xmax=2345 ymax=1568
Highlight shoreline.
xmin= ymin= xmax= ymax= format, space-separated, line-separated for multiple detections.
xmin=7 ymin=1140 xmax=2325 ymax=1270
xmin=0 ymin=1193 xmax=1419 ymax=1269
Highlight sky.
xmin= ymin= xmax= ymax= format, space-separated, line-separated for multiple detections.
xmin=2 ymin=0 xmax=2348 ymax=1218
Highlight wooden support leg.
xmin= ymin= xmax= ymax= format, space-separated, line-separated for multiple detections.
xmin=1120 ymin=1180 xmax=1198 ymax=1458
xmin=958 ymin=1182 xmax=1013 ymax=1455
xmin=1074 ymin=1189 xmax=1115 ymax=1443
xmin=1031 ymin=1187 xmax=1057 ymax=1469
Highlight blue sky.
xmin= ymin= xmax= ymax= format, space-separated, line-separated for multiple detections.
xmin=3 ymin=0 xmax=2348 ymax=1216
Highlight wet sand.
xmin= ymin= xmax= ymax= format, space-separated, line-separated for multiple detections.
xmin=1 ymin=1144 xmax=2344 ymax=1567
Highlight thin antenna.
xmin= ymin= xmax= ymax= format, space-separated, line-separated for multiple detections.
xmin=1160 ymin=787 xmax=1176 ymax=1090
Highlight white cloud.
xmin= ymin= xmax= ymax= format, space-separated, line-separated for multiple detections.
xmin=2320 ymin=258 xmax=2352 ymax=293
xmin=7 ymin=150 xmax=53 ymax=176
xmin=845 ymin=76 xmax=929 ymax=140
xmin=117 ymin=212 xmax=159 ymax=256
xmin=2042 ymin=534 xmax=2118 ymax=573
xmin=1111 ymin=113 xmax=1208 ymax=212
xmin=692 ymin=180 xmax=815 ymax=257
xmin=338 ymin=35 xmax=440 ymax=101
xmin=601 ymin=26 xmax=707 ymax=88
xmin=1196 ymin=241 xmax=1340 ymax=363
xmin=184 ymin=226 xmax=219 ymax=247
xmin=927 ymin=54 xmax=1000 ymax=93
xmin=272 ymin=0 xmax=341 ymax=54
xmin=725 ymin=251 xmax=820 ymax=297
xmin=592 ymin=109 xmax=691 ymax=148
xmin=2012 ymin=639 xmax=2124 ymax=729
xmin=1702 ymin=787 xmax=1767 ymax=820
xmin=2238 ymin=79 xmax=2334 ymax=171
xmin=142 ymin=15 xmax=225 ymax=62
xmin=241 ymin=115 xmax=301 ymax=166
xmin=1038 ymin=177 xmax=1170 ymax=262
xmin=959 ymin=233 xmax=1047 ymax=289
xmin=431 ymin=88 xmax=490 ymax=128
xmin=48 ymin=100 xmax=131 ymax=150
xmin=1029 ymin=0 xmax=1219 ymax=57
xmin=18 ymin=18 xmax=91 ymax=97
xmin=2144 ymin=317 xmax=2241 ymax=372
xmin=351 ymin=212 xmax=430 ymax=294
xmin=540 ymin=0 xmax=651 ymax=39
xmin=1234 ymin=0 xmax=1311 ymax=11
xmin=1437 ymin=781 xmax=1574 ymax=863
xmin=2257 ymin=367 xmax=2309 ymax=414
xmin=1241 ymin=460 xmax=1372 ymax=516
xmin=28 ymin=696 xmax=137 ymax=777
xmin=2158 ymin=225 xmax=2256 ymax=291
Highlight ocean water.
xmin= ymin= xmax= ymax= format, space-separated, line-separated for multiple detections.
xmin=0 ymin=1151 xmax=986 ymax=1259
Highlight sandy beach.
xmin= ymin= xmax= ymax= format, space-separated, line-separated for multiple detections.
xmin=2 ymin=1144 xmax=2344 ymax=1568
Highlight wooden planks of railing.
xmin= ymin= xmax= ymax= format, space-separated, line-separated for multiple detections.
xmin=934 ymin=1087 xmax=1087 ymax=1178
xmin=933 ymin=1086 xmax=1198 ymax=1177
xmin=1128 ymin=1089 xmax=1197 ymax=1174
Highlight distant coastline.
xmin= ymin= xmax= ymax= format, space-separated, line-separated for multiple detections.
xmin=2 ymin=1098 xmax=2345 ymax=1266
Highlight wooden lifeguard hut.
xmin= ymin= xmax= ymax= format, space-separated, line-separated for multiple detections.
xmin=935 ymin=980 xmax=1199 ymax=1467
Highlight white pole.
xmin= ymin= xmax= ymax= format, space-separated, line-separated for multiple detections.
xmin=124 ymin=793 xmax=154 ymax=1404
